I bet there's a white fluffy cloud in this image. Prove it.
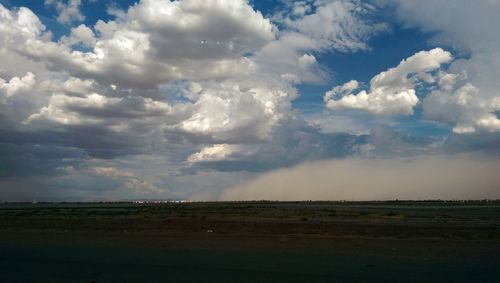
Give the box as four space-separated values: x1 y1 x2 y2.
187 144 258 164
0 5 46 48
376 0 500 133
325 48 453 115
0 1 440 170
44 0 85 24
178 82 296 142
0 1 288 160
19 0 275 88
0 71 43 127
0 72 35 98
59 24 96 47
0 0 387 153
423 72 500 133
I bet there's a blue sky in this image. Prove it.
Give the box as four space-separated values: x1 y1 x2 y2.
0 0 499 201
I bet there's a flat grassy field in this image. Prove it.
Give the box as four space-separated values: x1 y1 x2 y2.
0 201 499 282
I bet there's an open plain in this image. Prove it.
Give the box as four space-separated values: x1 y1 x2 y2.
0 201 499 282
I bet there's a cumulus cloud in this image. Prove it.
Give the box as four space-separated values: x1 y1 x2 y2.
59 24 96 47
183 119 369 172
376 0 500 133
25 92 175 126
177 82 296 142
0 72 36 98
221 156 500 201
0 0 386 162
44 0 85 24
169 0 390 150
0 73 44 130
423 72 500 133
0 5 46 48
290 1 311 17
187 144 258 164
298 53 316 68
254 0 387 84
1 0 498 201
324 48 453 115
21 0 276 88
0 0 286 171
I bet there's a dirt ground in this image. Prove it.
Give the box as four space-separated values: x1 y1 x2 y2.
0 201 499 282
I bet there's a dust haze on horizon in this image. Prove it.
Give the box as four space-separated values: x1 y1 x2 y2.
218 155 500 201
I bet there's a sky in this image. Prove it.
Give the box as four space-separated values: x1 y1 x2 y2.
0 0 499 201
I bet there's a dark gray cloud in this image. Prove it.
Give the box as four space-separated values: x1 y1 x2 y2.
0 142 84 177
366 125 439 156
442 132 500 156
